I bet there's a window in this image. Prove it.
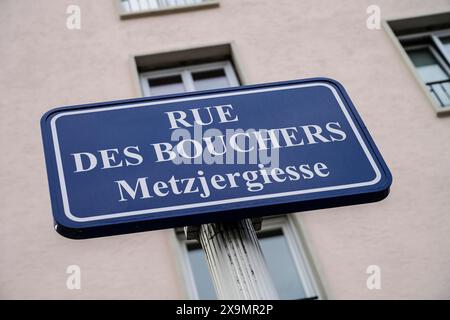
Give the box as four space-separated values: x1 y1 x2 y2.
404 34 450 109
139 61 239 96
118 0 219 18
176 216 321 300
387 12 450 115
136 55 321 300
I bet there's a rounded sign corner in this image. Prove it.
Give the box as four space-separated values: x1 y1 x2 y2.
308 77 346 91
53 219 86 240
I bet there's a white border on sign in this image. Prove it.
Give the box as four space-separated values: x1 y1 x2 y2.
50 83 382 223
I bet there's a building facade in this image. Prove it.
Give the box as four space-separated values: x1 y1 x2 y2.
1 0 449 299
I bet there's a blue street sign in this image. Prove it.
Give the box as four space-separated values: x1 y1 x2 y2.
41 78 392 239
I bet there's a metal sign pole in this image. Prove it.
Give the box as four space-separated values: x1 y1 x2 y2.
186 219 279 300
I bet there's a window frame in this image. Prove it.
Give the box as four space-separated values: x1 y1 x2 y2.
174 215 322 300
139 60 239 97
116 0 220 20
431 29 450 66
384 15 450 116
404 43 450 108
133 50 322 300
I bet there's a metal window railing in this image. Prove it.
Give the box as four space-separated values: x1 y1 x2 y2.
121 0 207 13
427 79 450 107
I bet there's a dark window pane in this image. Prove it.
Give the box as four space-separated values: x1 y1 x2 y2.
407 48 448 83
148 75 185 96
192 69 230 91
440 36 450 57
187 244 217 299
259 230 307 300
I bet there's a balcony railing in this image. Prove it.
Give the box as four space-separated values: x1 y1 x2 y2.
427 79 450 107
120 0 209 13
